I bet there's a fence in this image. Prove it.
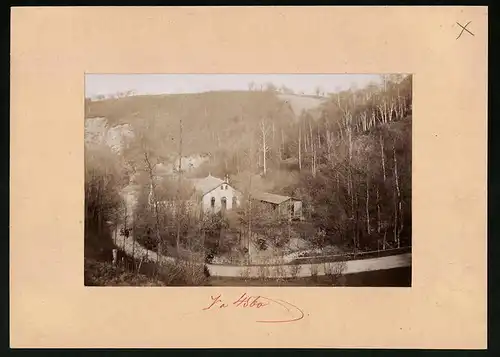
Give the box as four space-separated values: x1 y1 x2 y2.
290 246 412 263
209 246 412 267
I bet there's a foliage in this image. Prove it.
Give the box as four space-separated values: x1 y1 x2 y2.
84 144 126 260
84 259 165 286
323 261 347 286
84 257 208 286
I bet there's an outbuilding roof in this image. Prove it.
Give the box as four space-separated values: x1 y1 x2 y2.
250 191 291 205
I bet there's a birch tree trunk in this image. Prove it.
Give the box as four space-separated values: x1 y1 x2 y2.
393 142 401 248
298 126 302 171
326 130 332 162
144 152 163 261
260 119 268 176
317 124 321 149
380 134 386 182
278 128 282 166
366 162 371 235
310 120 317 177
388 100 396 122
376 185 381 234
309 119 314 154
393 189 398 247
354 187 359 250
176 117 183 254
346 112 355 249
247 134 255 262
281 128 285 161
361 112 367 131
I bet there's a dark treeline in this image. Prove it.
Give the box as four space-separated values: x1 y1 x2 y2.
84 144 128 260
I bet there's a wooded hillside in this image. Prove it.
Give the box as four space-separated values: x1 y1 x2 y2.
86 90 297 157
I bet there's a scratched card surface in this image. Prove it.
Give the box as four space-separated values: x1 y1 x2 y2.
10 6 487 348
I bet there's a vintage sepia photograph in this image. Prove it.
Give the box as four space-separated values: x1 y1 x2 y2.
84 74 412 287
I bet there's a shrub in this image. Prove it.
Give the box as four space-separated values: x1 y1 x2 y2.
272 264 286 284
288 264 302 279
84 259 165 286
310 264 319 281
239 266 251 280
158 260 208 286
323 261 347 286
258 264 270 281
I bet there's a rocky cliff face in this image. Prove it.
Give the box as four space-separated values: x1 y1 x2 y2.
155 155 209 176
85 116 209 178
84 117 134 153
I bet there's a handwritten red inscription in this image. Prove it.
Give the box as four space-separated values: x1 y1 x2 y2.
202 293 304 323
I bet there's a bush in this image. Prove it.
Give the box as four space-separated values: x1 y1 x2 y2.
272 264 286 283
239 266 251 280
84 259 165 286
157 260 208 286
258 264 270 281
288 264 302 279
257 238 268 251
323 261 347 285
84 252 209 286
310 264 319 281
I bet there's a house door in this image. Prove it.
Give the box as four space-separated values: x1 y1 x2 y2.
221 197 227 212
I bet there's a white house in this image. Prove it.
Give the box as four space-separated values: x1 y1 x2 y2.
189 174 242 214
155 174 303 220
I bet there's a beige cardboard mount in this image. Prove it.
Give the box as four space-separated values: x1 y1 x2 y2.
10 6 487 348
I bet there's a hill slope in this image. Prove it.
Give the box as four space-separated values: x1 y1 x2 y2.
277 93 327 118
85 91 327 156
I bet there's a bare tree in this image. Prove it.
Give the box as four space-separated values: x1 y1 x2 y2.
337 91 356 249
309 118 317 177
380 134 386 182
298 125 302 171
393 140 401 248
176 115 183 254
143 152 162 263
265 82 277 92
366 161 371 235
259 118 271 175
376 185 382 236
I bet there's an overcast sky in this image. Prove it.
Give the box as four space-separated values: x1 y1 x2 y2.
85 74 383 98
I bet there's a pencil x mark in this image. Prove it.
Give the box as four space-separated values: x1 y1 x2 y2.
456 21 474 40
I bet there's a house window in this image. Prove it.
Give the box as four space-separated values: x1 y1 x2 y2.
221 197 227 212
232 196 237 208
211 197 215 209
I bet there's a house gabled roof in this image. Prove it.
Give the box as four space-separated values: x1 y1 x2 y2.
188 174 226 195
250 191 291 205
